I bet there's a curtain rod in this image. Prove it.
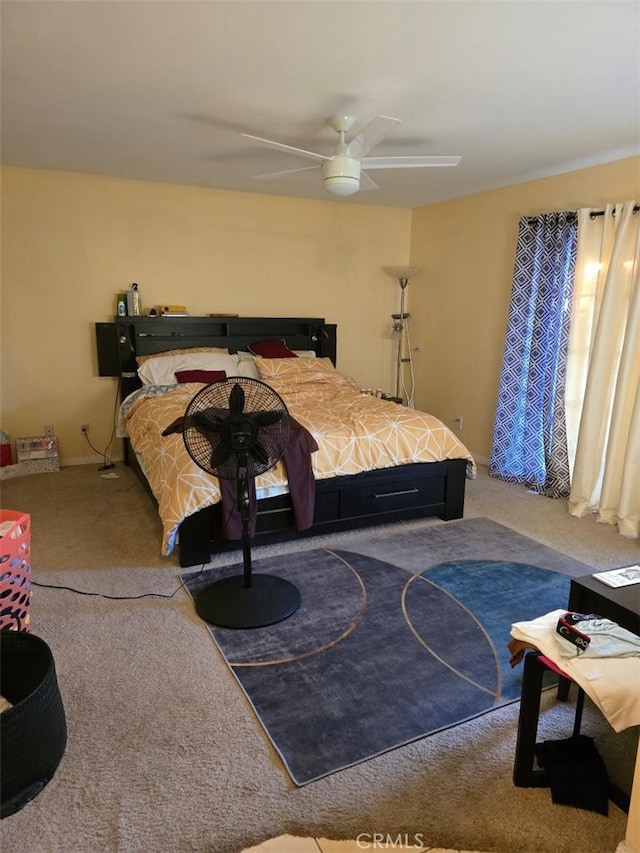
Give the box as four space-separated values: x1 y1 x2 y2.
560 205 640 223
588 204 640 218
524 206 640 224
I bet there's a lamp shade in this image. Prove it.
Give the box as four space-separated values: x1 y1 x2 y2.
383 267 420 280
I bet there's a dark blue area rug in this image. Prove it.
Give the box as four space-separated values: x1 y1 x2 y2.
182 517 591 785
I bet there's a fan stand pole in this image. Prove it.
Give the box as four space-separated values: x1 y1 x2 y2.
193 465 301 630
241 524 252 589
238 464 253 590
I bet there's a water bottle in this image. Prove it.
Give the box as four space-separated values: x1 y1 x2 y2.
129 282 141 316
116 293 127 316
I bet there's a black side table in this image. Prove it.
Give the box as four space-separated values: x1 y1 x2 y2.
568 574 640 636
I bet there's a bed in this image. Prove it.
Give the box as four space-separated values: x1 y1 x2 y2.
95 316 475 567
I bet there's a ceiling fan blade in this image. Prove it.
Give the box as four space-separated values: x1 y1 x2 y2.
360 171 379 191
348 116 401 158
241 133 330 162
229 383 245 416
252 165 321 181
362 155 462 170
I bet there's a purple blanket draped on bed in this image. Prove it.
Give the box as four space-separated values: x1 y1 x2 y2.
220 416 319 538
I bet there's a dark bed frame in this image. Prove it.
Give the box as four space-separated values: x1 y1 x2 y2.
95 316 467 567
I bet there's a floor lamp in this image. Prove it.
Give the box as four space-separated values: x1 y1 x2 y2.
383 266 420 405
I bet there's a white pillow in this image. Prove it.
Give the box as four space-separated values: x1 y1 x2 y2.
136 346 228 365
138 352 240 386
236 358 260 380
237 349 317 360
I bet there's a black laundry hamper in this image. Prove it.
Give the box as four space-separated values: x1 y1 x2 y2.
0 630 67 818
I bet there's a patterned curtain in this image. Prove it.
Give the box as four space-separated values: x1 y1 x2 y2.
490 212 577 497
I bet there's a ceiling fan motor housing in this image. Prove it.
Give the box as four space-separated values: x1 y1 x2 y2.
321 157 361 196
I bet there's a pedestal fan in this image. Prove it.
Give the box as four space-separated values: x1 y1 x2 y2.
182 377 299 629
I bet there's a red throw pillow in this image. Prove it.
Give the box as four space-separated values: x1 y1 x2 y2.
247 339 299 358
174 369 227 384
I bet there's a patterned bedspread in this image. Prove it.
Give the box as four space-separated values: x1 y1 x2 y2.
121 357 475 555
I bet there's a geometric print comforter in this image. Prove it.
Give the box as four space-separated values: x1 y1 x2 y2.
122 357 476 556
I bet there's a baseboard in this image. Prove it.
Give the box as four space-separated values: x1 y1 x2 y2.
61 456 123 467
471 454 489 466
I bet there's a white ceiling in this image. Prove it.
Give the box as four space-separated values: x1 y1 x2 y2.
2 1 639 209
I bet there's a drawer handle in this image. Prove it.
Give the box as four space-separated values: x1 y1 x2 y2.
374 488 420 499
137 332 187 338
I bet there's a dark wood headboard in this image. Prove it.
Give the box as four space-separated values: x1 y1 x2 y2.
95 316 337 399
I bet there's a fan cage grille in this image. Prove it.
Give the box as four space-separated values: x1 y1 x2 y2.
182 377 290 480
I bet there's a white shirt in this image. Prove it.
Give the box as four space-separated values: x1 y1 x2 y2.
510 609 640 732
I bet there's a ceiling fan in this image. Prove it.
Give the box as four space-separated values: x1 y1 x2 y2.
241 115 461 197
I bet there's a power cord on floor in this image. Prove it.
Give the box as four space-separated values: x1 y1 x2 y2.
82 432 116 470
82 374 122 470
31 564 206 600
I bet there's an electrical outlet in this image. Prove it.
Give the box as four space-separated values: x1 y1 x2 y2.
80 422 90 435
454 415 463 430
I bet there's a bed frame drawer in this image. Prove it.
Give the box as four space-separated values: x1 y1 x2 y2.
254 490 339 535
340 473 445 518
177 459 466 566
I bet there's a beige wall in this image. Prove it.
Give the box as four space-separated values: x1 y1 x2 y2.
1 167 411 463
2 157 638 467
409 155 640 459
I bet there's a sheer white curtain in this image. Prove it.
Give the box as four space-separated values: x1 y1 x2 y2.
565 202 640 539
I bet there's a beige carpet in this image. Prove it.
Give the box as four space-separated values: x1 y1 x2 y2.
0 462 637 853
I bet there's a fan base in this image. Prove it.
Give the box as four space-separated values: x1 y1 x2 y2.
194 574 300 629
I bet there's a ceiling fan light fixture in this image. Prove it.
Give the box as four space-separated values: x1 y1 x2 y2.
323 176 360 196
322 157 361 196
